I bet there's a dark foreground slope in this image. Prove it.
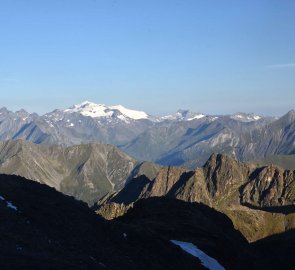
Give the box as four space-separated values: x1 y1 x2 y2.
0 174 240 270
1 173 294 269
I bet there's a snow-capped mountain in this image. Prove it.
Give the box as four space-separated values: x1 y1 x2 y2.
230 112 262 122
2 101 292 170
160 109 206 122
63 101 150 121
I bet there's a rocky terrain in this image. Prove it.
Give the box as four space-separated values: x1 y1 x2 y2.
1 173 294 269
97 154 295 242
0 140 159 205
2 137 295 245
0 173 261 270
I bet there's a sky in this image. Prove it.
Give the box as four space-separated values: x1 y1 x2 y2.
0 0 295 116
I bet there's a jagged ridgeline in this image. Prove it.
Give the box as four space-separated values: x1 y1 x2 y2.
1 103 295 168
1 138 295 244
97 153 295 243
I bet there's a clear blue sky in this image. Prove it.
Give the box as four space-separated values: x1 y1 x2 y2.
0 0 294 116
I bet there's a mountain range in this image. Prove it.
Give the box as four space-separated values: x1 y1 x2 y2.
96 153 295 244
1 101 295 268
3 101 294 168
2 136 294 244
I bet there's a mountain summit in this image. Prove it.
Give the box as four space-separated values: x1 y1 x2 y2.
64 101 150 121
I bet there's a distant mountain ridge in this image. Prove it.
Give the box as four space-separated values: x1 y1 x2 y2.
1 101 294 168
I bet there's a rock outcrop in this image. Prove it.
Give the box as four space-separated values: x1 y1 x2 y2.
241 165 295 208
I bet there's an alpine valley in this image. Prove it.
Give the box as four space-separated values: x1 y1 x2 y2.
1 101 295 270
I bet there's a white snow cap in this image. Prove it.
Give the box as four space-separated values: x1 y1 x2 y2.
64 101 149 120
109 104 149 120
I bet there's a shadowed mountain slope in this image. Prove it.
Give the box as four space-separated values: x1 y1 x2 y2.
0 173 261 270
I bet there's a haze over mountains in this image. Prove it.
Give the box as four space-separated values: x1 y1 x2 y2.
1 101 295 269
1 101 294 168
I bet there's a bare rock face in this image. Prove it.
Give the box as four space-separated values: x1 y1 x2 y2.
143 166 188 197
241 165 295 208
168 168 212 206
95 202 132 220
97 153 295 242
203 154 250 199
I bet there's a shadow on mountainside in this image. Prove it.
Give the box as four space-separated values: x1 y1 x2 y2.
0 174 206 270
251 229 295 270
1 173 294 270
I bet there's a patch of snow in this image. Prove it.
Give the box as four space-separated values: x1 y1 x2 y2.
64 101 113 118
110 104 148 120
99 262 106 268
7 201 18 211
210 117 219 122
45 120 54 128
171 240 226 270
187 114 205 121
253 115 261 120
160 110 206 122
117 114 129 122
89 256 97 262
69 123 74 127
0 196 19 211
230 113 261 122
160 114 177 121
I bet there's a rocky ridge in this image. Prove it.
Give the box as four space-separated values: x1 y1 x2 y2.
97 154 295 242
0 139 160 205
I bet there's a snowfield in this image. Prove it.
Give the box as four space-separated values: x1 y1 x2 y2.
171 240 226 270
